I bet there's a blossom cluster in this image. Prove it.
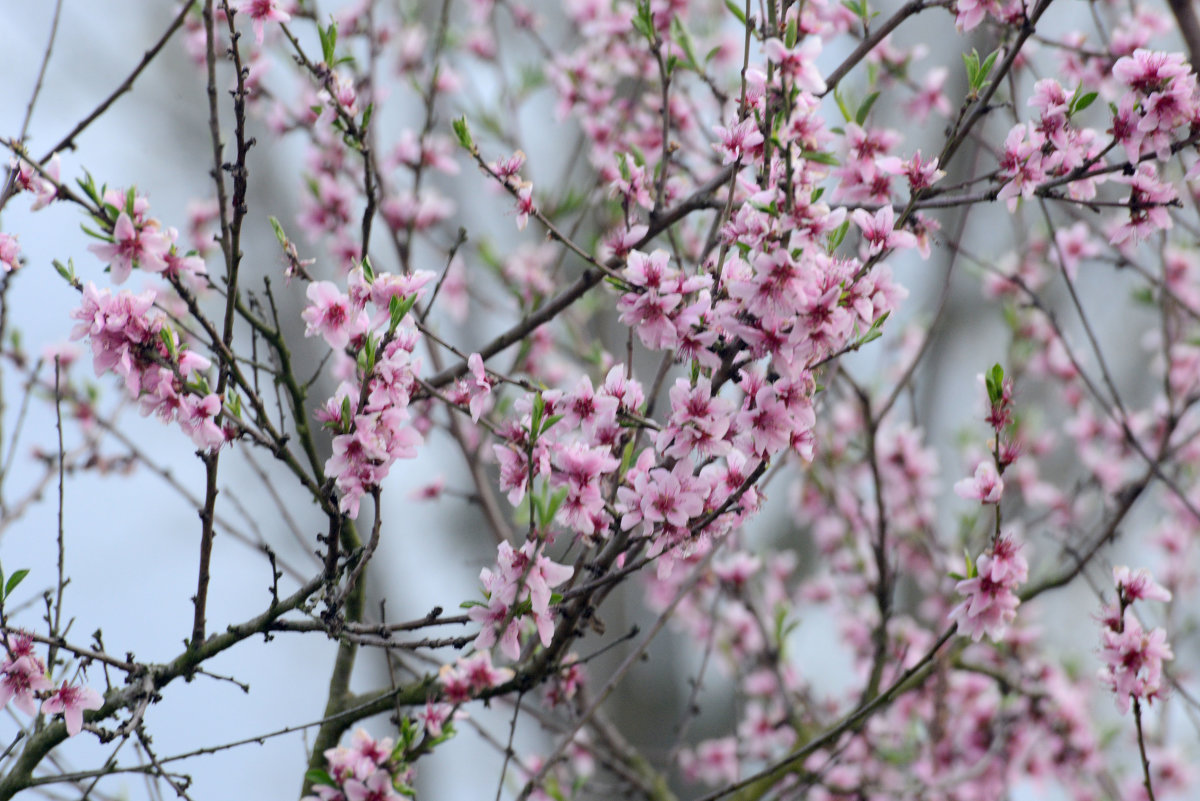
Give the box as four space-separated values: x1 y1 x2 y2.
948 533 1029 642
466 540 573 661
0 633 101 737
1098 567 1174 714
303 729 411 801
69 283 227 451
86 190 207 286
310 267 434 517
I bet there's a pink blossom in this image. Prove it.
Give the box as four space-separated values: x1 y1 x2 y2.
490 149 525 179
657 377 734 460
408 476 445 501
551 442 619 535
514 183 535 231
88 212 169 284
0 233 20 273
1114 566 1172 603
468 540 573 658
464 353 494 422
1099 609 1173 714
1051 222 1099 279
954 460 1004 504
1109 164 1176 247
40 681 103 736
949 534 1027 642
0 654 52 717
1112 48 1192 95
343 769 401 801
996 124 1046 212
713 118 764 165
679 737 740 787
850 206 917 256
954 0 1003 30
236 0 292 45
905 67 951 121
417 700 456 738
11 154 61 210
438 651 514 701
762 37 826 94
179 393 227 452
876 151 944 193
302 281 367 350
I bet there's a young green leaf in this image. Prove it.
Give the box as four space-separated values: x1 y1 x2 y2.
670 17 700 71
306 769 337 788
1071 90 1098 115
828 219 851 250
855 91 881 125
4 569 29 600
389 295 418 334
800 149 840 166
451 117 475 151
318 21 338 65
833 87 852 123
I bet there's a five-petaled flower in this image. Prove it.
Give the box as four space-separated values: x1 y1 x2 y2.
41 681 103 737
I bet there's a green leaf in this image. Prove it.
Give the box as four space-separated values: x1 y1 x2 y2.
986 363 1005 405
828 220 851 251
840 0 867 19
540 413 564 437
530 393 545 439
362 335 378 373
541 487 569 528
159 328 178 360
724 0 747 24
1071 90 1098 115
784 17 798 49
800 149 840 166
389 295 418 333
670 17 699 71
979 47 1000 84
859 314 887 345
618 439 636 478
268 216 289 248
833 87 852 123
306 768 336 788
76 171 100 204
964 47 1000 94
318 20 338 65
855 91 881 125
459 599 487 609
52 259 76 283
615 152 632 182
451 117 474 151
631 0 655 40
